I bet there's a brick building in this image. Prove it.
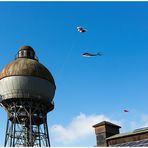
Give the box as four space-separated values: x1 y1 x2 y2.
93 121 148 147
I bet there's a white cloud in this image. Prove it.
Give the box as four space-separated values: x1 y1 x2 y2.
50 112 121 145
49 112 148 146
141 114 148 127
129 114 148 130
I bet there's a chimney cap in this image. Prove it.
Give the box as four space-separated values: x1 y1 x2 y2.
92 121 121 128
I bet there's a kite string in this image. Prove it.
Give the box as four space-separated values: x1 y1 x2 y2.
57 41 75 75
56 29 86 81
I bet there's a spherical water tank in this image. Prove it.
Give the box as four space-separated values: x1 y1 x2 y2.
0 46 56 109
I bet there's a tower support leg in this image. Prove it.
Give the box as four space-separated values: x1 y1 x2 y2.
3 100 51 147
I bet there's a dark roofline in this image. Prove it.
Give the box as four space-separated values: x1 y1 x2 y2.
106 129 148 140
92 121 121 128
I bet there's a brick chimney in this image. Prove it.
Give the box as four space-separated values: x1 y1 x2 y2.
93 121 121 147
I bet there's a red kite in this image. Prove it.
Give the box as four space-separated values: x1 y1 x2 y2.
124 109 129 112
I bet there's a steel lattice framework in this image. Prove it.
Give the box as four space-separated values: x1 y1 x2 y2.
1 97 53 147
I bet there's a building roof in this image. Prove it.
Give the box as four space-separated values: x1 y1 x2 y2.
106 127 148 140
93 121 121 128
112 139 148 147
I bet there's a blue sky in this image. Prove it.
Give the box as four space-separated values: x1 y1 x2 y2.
0 1 148 146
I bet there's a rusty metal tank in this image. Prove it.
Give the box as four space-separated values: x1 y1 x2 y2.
0 46 56 111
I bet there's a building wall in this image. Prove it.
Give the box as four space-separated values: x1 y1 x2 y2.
107 132 148 146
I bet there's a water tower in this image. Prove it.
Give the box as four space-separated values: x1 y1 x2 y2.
0 46 56 147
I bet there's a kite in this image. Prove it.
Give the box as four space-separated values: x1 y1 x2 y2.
77 26 87 33
82 52 103 57
123 109 129 112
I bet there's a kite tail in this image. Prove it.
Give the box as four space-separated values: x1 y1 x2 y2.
97 52 103 56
